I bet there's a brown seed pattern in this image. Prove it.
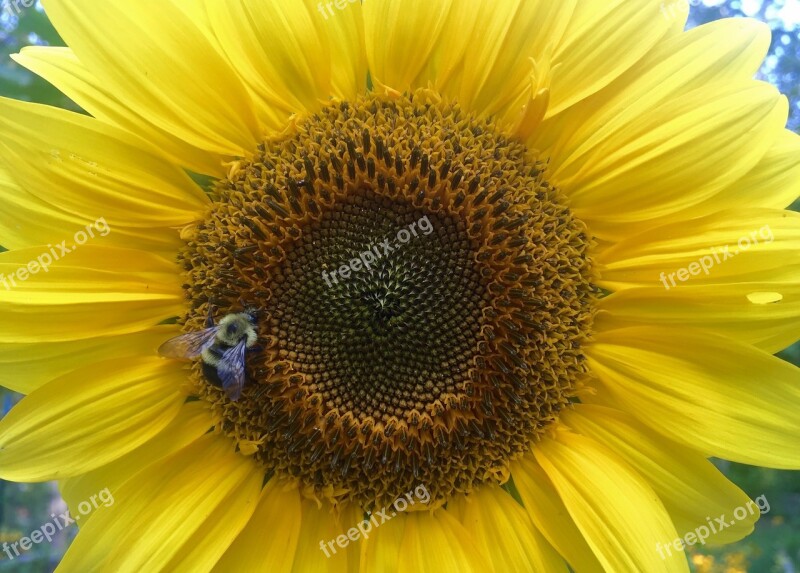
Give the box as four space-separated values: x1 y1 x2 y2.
178 90 595 507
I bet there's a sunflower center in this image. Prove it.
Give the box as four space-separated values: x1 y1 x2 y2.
179 90 595 507
271 189 486 424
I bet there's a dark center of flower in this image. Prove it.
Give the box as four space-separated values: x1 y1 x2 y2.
179 90 595 508
271 189 486 425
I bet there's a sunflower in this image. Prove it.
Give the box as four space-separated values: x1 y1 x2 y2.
0 0 798 571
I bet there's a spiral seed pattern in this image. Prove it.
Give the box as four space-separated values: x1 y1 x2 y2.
179 90 595 507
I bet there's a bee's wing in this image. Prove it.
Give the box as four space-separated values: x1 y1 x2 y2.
217 341 247 401
157 327 218 359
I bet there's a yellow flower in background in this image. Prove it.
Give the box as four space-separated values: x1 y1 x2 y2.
0 0 799 571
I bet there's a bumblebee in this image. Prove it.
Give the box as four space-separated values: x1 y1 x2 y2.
158 311 258 400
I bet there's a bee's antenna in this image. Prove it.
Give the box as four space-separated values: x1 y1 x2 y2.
205 304 216 327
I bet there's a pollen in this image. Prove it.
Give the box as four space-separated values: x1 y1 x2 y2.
179 90 596 508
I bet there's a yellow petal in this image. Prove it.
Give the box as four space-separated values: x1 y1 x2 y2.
0 326 181 394
0 246 182 342
661 0 691 35
596 282 800 353
398 509 490 573
325 0 368 101
206 0 364 128
554 81 786 240
511 453 604 573
12 48 227 177
536 18 770 174
0 164 90 250
359 510 408 573
0 357 185 481
291 498 361 572
365 0 664 132
587 327 800 468
563 404 759 546
0 179 181 255
0 96 208 228
597 208 800 290
42 0 260 158
57 433 262 572
363 0 458 94
454 0 575 120
546 0 674 117
449 486 568 572
213 479 302 573
696 129 800 213
60 401 211 517
534 430 689 573
12 47 226 176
